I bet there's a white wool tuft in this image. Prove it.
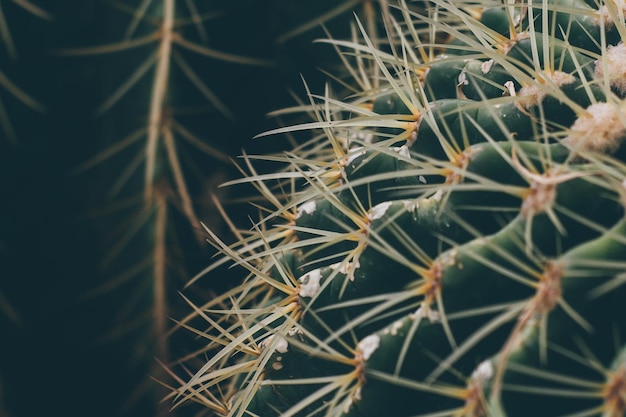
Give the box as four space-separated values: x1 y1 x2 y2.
518 71 576 110
298 269 323 298
346 147 366 166
471 360 494 382
564 103 626 154
595 42 626 96
397 145 411 158
357 335 381 361
369 201 393 221
297 200 317 218
262 335 289 353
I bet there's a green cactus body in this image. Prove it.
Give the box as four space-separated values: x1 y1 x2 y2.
490 0 622 46
173 1 626 416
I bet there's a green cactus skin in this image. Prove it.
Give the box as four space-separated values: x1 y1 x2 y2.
173 1 626 416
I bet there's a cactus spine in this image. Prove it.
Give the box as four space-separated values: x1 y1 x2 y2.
173 1 626 416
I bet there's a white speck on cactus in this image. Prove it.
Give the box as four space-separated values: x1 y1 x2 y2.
402 199 420 212
410 306 424 321
262 335 289 353
384 320 404 336
276 337 289 353
276 338 288 353
330 260 360 280
458 71 468 86
358 335 381 361
411 306 424 319
397 145 411 158
480 59 494 74
595 42 626 96
418 175 427 184
297 200 317 218
474 237 487 246
411 306 439 322
471 360 494 382
565 102 626 154
369 201 393 221
298 269 323 298
350 131 374 143
504 80 516 97
288 326 303 336
432 190 443 202
346 147 366 166
441 248 458 267
330 262 346 274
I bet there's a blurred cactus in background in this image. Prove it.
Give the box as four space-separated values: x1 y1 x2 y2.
0 0 49 144
59 1 275 401
0 2 52 416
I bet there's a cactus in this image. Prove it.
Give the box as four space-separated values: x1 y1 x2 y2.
1 0 624 416
54 2 278 415
170 0 626 416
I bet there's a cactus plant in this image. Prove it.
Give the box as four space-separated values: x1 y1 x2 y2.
54 2 280 415
171 0 626 416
